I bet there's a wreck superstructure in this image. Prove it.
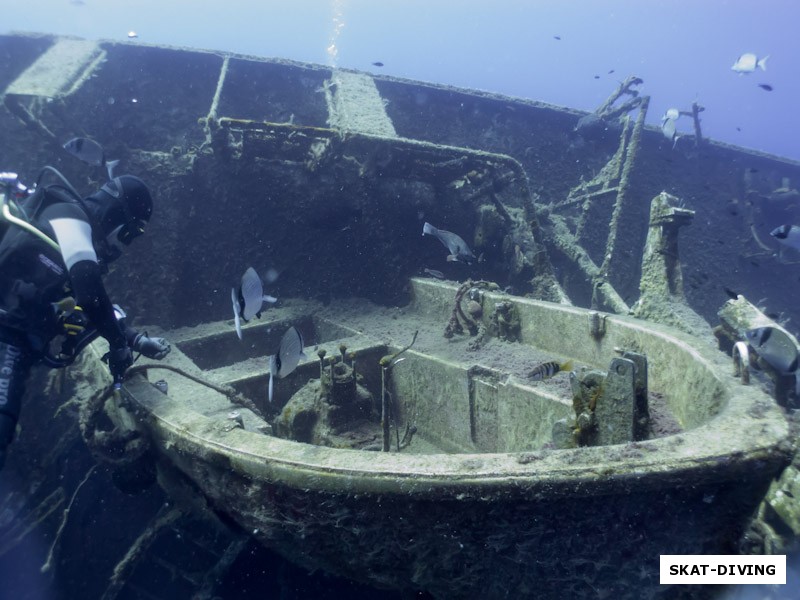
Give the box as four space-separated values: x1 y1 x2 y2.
0 32 798 599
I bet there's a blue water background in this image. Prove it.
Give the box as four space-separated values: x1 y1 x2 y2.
3 0 799 161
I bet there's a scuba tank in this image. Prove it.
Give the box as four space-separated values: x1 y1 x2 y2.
0 172 37 245
0 166 88 252
0 170 60 252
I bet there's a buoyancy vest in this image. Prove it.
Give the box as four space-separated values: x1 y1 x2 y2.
0 186 84 343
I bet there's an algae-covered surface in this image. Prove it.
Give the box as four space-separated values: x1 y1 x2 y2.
0 31 798 600
110 278 789 599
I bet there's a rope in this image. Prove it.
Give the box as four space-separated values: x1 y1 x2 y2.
79 385 149 466
80 363 263 466
125 363 263 416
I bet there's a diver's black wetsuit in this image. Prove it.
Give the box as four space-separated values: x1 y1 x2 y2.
0 179 166 470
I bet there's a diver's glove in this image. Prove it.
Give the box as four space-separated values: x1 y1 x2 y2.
132 334 171 360
107 344 133 384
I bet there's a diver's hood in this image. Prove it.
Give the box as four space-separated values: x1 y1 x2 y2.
84 175 153 261
85 175 153 235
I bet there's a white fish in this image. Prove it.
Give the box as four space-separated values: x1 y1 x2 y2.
422 222 475 263
771 224 800 252
231 267 277 339
661 117 677 141
231 288 243 340
745 326 798 375
663 108 680 122
63 137 119 180
731 53 768 74
127 31 138 39
268 326 307 402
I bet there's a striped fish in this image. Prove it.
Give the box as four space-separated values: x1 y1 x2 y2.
527 360 573 381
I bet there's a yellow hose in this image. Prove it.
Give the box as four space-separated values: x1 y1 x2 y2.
1 191 60 252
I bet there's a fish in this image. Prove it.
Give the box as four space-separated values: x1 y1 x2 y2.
745 327 798 375
770 224 800 252
422 222 475 264
663 107 680 122
63 137 119 179
423 268 445 279
731 53 768 74
528 360 574 381
127 31 138 39
723 287 740 300
63 137 119 180
661 117 677 142
371 61 384 67
553 35 561 40
231 267 278 340
758 83 773 91
268 326 307 402
231 289 243 339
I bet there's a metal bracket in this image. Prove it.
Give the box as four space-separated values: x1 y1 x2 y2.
588 310 607 340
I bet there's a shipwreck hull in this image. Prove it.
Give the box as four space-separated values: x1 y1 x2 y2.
166 446 772 599
110 279 789 599
1 32 796 597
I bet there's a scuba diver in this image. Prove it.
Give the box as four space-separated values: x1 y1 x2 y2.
0 168 171 470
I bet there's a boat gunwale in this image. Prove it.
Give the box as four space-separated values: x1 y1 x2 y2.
116 288 791 497
125 375 787 498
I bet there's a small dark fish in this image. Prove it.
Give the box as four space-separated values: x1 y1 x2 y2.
736 126 742 132
723 287 740 300
758 83 773 91
422 222 475 264
608 69 615 74
423 268 445 280
268 326 307 402
371 61 384 67
553 35 561 40
593 75 600 79
528 360 573 381
656 249 679 259
63 137 119 179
